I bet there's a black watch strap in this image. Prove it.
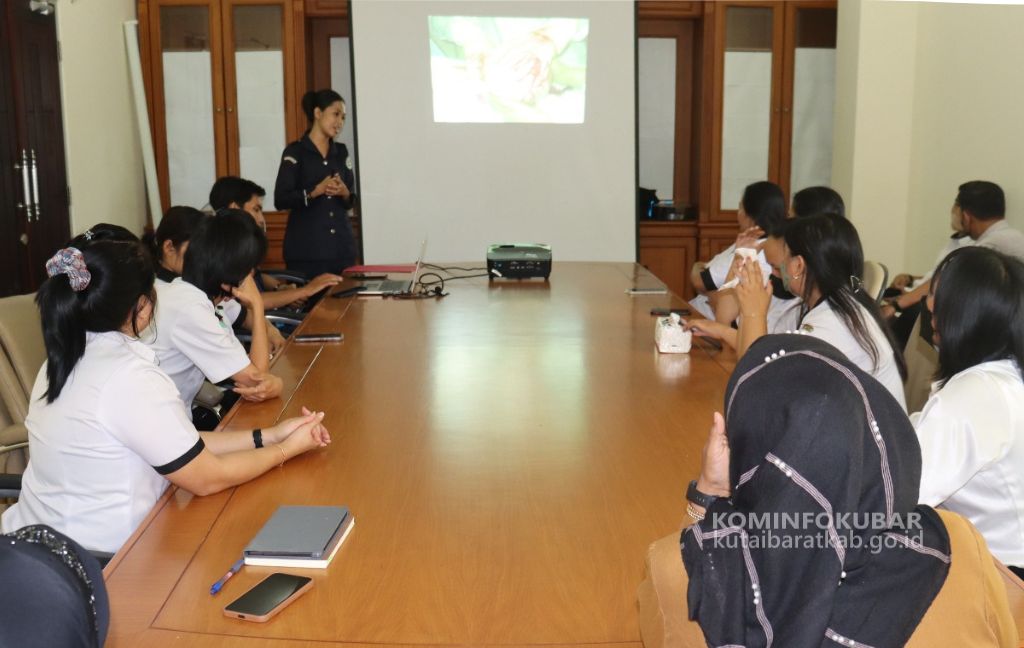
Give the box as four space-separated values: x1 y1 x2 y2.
253 428 263 449
686 479 718 508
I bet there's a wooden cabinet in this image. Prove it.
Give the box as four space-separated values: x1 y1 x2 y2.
639 222 698 299
637 1 837 282
705 0 837 222
138 0 302 213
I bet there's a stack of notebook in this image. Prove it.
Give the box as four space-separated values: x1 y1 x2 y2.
243 505 354 569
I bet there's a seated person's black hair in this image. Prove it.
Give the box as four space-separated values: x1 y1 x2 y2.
792 186 846 219
182 208 267 300
931 246 1024 387
956 180 1004 221
67 223 139 247
143 206 206 264
741 181 787 236
209 176 266 212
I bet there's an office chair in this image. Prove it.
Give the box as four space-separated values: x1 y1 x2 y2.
862 260 889 304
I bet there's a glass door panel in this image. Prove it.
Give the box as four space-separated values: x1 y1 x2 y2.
789 7 837 197
160 5 217 208
230 4 286 198
720 6 774 210
638 38 677 204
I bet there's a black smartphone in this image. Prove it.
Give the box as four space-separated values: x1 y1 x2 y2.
294 333 344 343
650 307 691 317
223 573 313 623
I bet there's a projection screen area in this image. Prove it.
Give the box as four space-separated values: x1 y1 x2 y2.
350 0 635 264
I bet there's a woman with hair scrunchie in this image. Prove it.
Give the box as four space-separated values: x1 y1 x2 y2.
1 238 332 555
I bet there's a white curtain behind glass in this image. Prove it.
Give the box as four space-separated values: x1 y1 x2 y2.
789 48 835 196
163 51 216 208
235 50 286 200
720 51 772 209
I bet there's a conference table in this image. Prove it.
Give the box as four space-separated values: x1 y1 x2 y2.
102 262 1024 647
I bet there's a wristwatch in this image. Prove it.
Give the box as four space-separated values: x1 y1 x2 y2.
686 480 719 509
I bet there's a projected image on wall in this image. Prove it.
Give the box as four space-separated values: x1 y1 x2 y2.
428 16 589 124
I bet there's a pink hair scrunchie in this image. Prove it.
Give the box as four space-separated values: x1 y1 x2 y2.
45 247 91 292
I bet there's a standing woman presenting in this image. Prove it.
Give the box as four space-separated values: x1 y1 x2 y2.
274 89 356 276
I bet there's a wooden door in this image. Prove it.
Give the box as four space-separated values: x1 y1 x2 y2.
0 0 71 295
0 2 30 297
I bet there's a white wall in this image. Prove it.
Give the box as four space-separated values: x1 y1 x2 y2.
351 0 636 264
834 0 1024 275
904 2 1024 272
832 0 918 274
57 0 147 236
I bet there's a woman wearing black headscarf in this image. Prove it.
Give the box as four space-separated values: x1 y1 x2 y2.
637 334 1018 648
0 525 109 648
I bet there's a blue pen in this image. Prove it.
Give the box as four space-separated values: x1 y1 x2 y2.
209 557 245 595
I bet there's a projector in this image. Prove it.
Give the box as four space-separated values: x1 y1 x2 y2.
487 243 552 280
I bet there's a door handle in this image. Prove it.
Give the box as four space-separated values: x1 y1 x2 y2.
13 149 31 216
29 149 40 222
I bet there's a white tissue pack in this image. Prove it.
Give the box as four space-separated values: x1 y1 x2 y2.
655 313 692 354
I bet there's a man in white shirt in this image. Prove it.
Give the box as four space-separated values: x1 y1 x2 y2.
957 180 1024 259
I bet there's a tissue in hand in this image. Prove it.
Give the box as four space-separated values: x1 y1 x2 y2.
718 247 767 290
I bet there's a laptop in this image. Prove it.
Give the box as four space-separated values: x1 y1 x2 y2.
359 240 427 296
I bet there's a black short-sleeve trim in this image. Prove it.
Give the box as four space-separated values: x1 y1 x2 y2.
153 438 205 475
700 267 717 292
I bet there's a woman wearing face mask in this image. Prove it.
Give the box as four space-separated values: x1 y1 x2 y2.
274 89 357 277
0 238 331 555
689 182 789 322
914 246 1024 579
734 215 907 409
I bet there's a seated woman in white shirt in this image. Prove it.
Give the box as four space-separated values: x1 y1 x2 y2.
149 209 284 413
1 239 330 554
689 182 788 320
914 246 1024 579
733 215 908 408
147 206 285 357
145 205 206 284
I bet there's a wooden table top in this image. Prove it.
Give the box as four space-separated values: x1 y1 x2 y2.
101 262 1024 647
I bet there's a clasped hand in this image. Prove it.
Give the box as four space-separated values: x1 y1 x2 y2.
264 406 332 453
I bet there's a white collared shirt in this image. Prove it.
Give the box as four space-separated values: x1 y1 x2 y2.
799 300 907 409
975 220 1024 261
913 359 1024 567
148 278 250 411
910 235 972 290
1 332 201 553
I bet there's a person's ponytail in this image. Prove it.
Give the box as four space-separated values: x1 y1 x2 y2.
35 241 155 403
36 268 88 403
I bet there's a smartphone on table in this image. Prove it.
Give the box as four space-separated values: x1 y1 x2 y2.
294 333 344 343
223 573 313 623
